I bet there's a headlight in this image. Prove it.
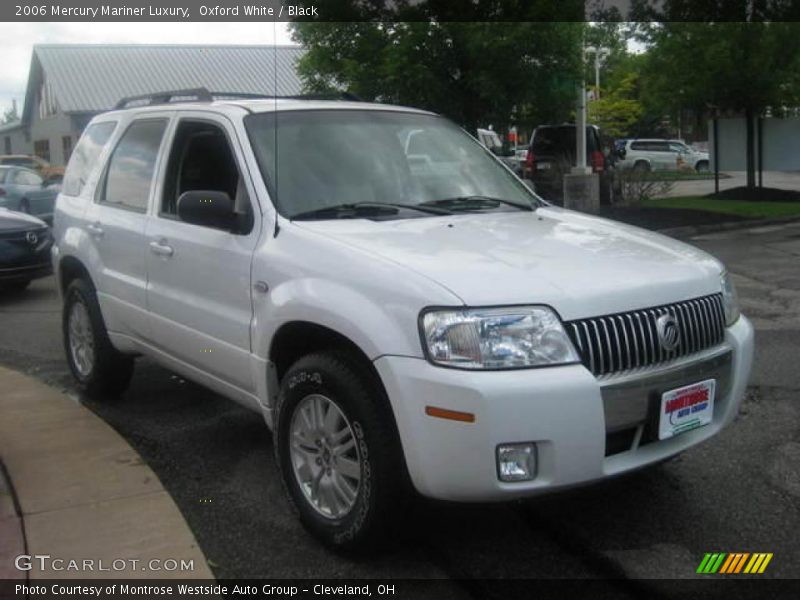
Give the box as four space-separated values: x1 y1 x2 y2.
721 271 740 326
421 306 579 369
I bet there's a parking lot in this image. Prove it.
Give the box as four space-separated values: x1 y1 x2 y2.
0 222 798 592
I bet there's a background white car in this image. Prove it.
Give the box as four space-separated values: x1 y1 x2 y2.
618 138 710 172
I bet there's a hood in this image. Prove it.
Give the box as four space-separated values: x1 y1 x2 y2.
294 207 724 321
0 208 48 232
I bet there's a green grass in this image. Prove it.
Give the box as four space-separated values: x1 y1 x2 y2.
643 196 800 218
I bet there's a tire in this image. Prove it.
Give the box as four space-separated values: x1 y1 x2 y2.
696 160 709 173
19 199 30 214
274 351 409 551
633 161 650 173
62 278 134 397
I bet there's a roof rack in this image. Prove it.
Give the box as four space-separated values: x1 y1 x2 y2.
113 88 213 110
113 88 363 110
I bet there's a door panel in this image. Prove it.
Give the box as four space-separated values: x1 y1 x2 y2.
84 116 170 341
145 115 259 393
145 222 257 390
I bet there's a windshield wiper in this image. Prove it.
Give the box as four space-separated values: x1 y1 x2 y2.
419 195 534 212
290 202 451 221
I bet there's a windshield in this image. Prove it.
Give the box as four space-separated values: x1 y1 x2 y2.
669 142 690 153
245 110 539 219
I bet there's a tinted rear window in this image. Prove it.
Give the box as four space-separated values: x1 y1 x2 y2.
63 121 117 196
531 126 598 157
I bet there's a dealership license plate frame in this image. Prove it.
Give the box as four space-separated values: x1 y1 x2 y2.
658 378 716 440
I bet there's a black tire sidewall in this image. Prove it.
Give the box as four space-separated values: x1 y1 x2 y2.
63 281 99 384
274 354 392 549
62 278 132 396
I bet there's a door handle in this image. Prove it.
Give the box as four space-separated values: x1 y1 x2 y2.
149 239 174 257
86 223 104 238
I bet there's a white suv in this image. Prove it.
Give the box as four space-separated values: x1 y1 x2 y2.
619 139 710 172
52 92 753 549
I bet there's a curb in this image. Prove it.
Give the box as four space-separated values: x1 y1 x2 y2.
0 460 25 580
657 215 800 238
0 365 213 580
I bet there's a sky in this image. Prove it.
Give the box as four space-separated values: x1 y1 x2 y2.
0 22 295 118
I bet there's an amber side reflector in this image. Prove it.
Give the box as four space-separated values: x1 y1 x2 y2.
425 406 475 423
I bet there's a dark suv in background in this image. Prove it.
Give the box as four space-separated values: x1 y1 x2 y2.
524 124 617 204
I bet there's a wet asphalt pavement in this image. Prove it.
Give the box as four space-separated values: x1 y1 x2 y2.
0 221 798 597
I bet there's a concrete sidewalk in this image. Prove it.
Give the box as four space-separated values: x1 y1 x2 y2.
0 365 213 580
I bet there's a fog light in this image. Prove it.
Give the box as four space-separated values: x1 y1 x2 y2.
496 443 537 482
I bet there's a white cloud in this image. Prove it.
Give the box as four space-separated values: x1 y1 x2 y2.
0 22 295 118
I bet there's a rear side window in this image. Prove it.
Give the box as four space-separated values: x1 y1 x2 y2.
100 119 166 212
63 121 116 196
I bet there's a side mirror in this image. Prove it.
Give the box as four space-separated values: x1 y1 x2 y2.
177 190 235 230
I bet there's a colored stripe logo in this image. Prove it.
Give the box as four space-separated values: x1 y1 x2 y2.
697 552 773 574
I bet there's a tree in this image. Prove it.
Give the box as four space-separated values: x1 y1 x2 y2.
588 71 644 138
641 21 800 188
290 20 584 135
624 1 800 189
2 103 18 125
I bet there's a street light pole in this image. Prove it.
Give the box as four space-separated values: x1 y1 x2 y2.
585 46 610 100
575 45 587 171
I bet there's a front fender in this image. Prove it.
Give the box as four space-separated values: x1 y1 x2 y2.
253 276 422 361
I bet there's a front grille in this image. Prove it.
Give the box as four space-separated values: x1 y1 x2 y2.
566 293 726 377
0 227 49 241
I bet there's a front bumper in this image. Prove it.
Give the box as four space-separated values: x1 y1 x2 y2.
375 316 754 501
0 261 52 283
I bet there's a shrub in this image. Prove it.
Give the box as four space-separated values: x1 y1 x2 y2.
618 168 675 205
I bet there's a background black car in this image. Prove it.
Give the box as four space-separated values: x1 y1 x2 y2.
524 124 618 204
0 209 53 292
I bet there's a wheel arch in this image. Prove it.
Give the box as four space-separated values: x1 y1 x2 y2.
269 319 413 509
58 255 94 295
268 320 407 460
270 320 380 385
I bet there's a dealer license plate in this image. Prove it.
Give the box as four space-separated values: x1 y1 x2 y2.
658 379 716 440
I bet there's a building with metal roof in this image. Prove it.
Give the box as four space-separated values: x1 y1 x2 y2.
6 44 305 166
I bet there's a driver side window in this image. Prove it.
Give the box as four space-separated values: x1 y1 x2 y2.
161 119 253 233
